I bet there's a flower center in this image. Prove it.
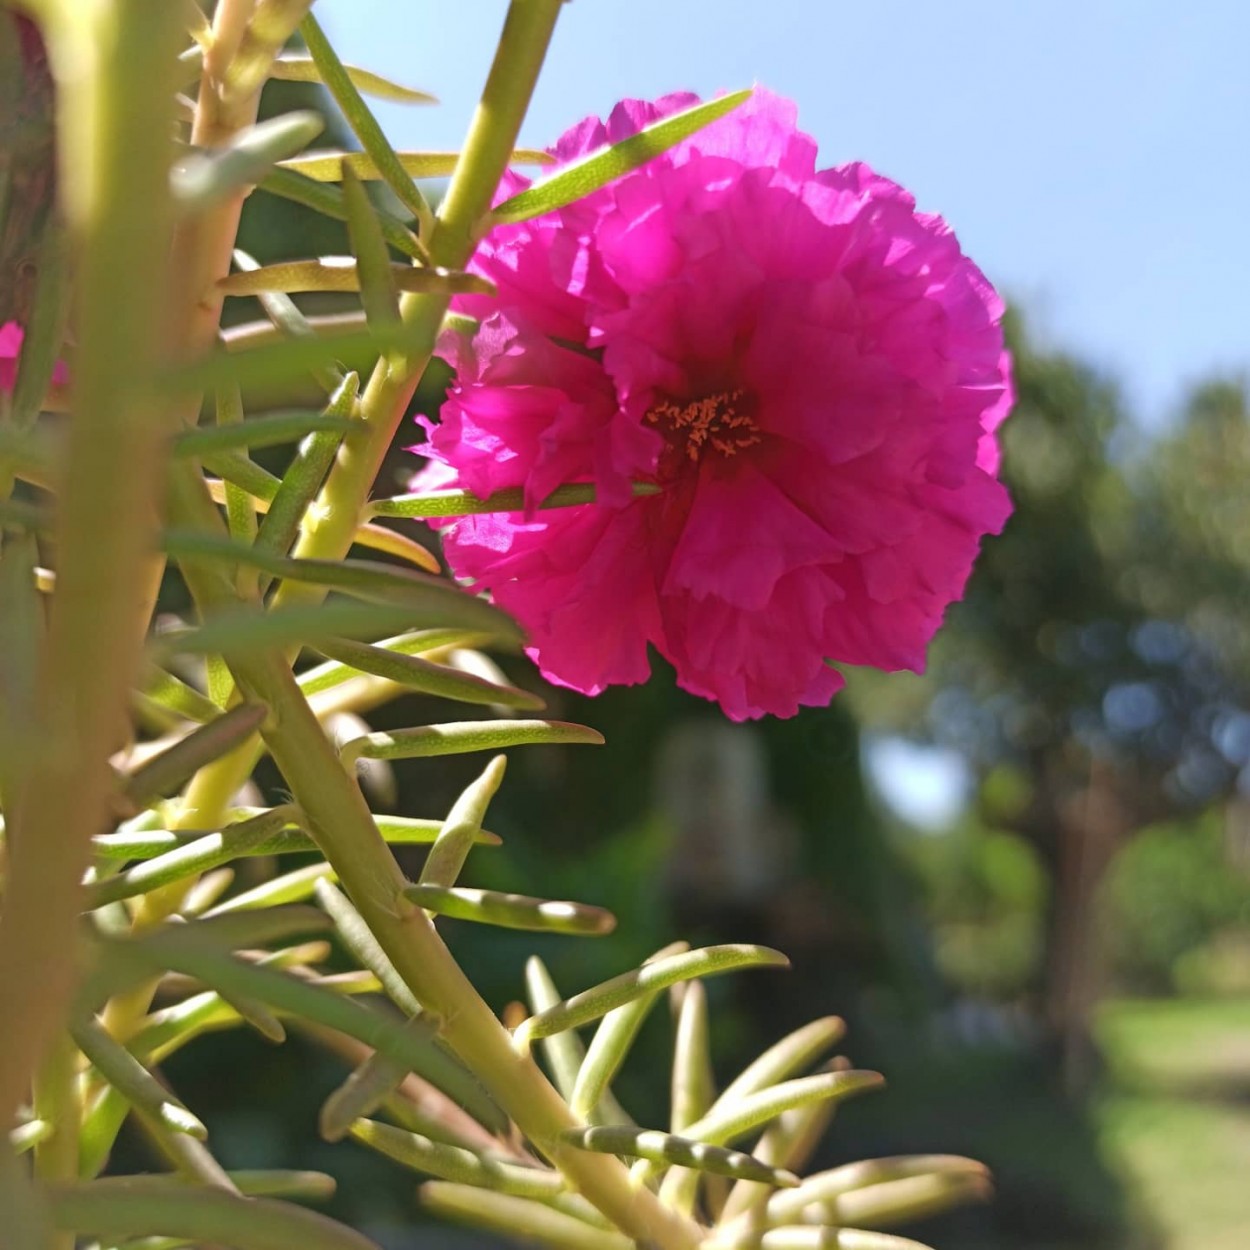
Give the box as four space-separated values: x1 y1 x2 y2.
645 389 761 473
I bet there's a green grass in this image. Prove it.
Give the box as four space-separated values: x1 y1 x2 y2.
1094 997 1250 1250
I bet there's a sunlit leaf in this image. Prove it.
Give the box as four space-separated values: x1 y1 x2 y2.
271 55 436 105
175 411 352 458
172 112 325 213
258 167 422 260
314 638 542 710
69 1014 207 1140
217 258 492 297
279 148 551 182
351 1120 565 1198
122 704 268 809
318 1051 408 1143
87 808 299 908
341 719 601 766
255 373 358 560
314 879 421 1018
419 756 507 890
45 1179 379 1250
299 13 432 230
515 946 789 1047
419 1183 631 1250
491 90 751 225
341 166 400 333
766 1155 989 1226
563 1126 797 1187
400 885 616 936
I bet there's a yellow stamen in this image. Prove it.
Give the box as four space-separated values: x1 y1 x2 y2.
646 389 761 463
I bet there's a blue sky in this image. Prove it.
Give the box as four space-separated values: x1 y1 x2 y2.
320 0 1250 432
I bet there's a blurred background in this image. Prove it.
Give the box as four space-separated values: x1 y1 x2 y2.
137 4 1250 1248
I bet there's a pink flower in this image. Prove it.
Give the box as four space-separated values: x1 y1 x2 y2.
0 321 69 393
0 323 24 391
414 90 1013 720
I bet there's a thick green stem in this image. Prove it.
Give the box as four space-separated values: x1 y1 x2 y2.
288 0 565 566
0 0 182 1132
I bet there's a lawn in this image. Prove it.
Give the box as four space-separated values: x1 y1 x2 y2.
1094 997 1250 1250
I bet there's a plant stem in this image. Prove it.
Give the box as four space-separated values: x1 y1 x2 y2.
175 0 568 831
0 0 183 1133
165 462 703 1250
31 1035 80 1250
100 0 270 1066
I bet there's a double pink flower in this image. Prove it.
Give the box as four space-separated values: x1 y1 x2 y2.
413 90 1013 720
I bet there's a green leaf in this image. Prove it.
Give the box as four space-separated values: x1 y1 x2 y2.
367 480 658 520
671 981 713 1134
123 704 269 810
419 756 507 889
340 719 603 766
270 55 436 105
136 667 222 725
256 374 359 561
69 1014 207 1140
223 1170 337 1202
172 111 325 213
670 1070 884 1156
258 167 423 260
491 90 751 225
717 1017 847 1112
231 248 345 394
514 946 789 1048
87 808 299 909
834 1170 992 1227
201 451 282 503
400 885 616 937
563 1126 797 1188
166 328 378 397
570 983 663 1122
418 1183 632 1250
160 906 333 953
204 863 338 913
314 880 421 1018
733 1232 937 1250
168 535 510 622
296 629 491 697
175 412 353 458
350 1120 566 1198
314 638 543 710
525 959 587 1103
45 1179 380 1250
523 958 635 1130
153 588 513 662
9 1118 52 1154
299 13 433 232
341 165 401 333
279 148 551 182
217 258 492 297
318 1051 409 1143
93 812 496 863
114 930 479 1108
214 385 259 557
766 1155 989 1227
